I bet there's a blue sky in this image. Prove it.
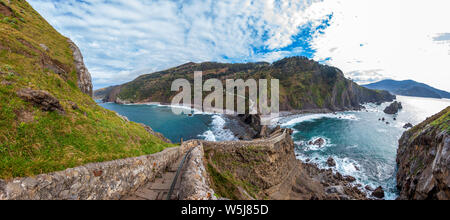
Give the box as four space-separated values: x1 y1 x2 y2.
28 0 450 91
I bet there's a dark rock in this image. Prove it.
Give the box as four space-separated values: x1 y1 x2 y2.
386 122 390 125
384 101 403 115
313 138 326 147
344 176 357 182
382 118 385 121
16 88 65 114
403 123 413 129
365 186 374 191
327 157 336 167
371 186 385 199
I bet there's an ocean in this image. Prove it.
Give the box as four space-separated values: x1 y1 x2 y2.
99 96 450 200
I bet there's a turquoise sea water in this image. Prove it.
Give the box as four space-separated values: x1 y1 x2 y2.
99 96 449 200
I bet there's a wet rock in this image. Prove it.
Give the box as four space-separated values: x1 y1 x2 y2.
365 186 374 191
325 186 345 195
372 186 385 199
403 123 413 129
313 138 326 147
327 157 336 167
344 176 357 183
16 88 65 114
384 101 403 115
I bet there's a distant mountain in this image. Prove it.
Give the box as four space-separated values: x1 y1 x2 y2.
363 80 450 99
95 57 395 112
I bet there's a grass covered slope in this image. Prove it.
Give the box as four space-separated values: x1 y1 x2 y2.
0 0 173 179
98 57 395 112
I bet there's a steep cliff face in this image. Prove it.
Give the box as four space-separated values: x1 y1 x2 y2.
397 107 450 200
0 0 173 180
67 39 93 97
95 57 395 111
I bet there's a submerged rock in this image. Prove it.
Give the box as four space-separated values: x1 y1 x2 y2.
403 123 413 129
313 138 326 147
327 157 336 167
372 186 385 199
384 101 403 115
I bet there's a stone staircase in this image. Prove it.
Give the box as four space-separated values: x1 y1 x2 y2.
122 156 184 200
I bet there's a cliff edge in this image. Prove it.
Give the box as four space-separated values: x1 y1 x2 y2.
396 107 450 200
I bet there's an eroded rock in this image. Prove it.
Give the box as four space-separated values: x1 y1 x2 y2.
384 101 403 115
16 88 64 114
67 39 93 97
327 157 336 167
372 186 385 199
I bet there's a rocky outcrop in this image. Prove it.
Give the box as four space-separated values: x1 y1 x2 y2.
141 124 172 144
67 39 93 97
384 101 403 114
372 186 385 199
16 88 64 114
403 123 413 129
396 107 450 200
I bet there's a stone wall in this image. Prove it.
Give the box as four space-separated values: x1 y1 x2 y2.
0 142 197 200
179 142 217 200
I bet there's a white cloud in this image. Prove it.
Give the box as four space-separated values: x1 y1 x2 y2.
28 0 450 92
28 0 329 89
310 0 450 91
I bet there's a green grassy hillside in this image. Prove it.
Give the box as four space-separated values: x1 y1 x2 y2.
98 57 395 112
0 0 173 179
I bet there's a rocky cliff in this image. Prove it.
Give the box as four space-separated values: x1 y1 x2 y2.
202 129 368 200
0 0 173 180
396 107 450 200
95 57 395 112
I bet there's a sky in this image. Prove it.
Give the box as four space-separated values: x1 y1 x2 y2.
28 0 450 91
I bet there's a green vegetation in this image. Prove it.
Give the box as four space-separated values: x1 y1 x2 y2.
204 146 264 200
98 55 394 112
0 0 173 179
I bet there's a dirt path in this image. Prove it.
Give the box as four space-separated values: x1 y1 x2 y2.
121 156 184 200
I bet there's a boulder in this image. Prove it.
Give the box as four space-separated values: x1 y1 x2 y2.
403 123 413 129
384 101 403 115
365 186 374 191
16 88 65 114
327 157 336 167
313 138 326 147
344 176 357 183
371 186 385 199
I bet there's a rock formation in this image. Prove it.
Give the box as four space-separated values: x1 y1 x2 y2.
384 101 403 114
16 88 65 114
396 107 450 200
67 39 93 97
